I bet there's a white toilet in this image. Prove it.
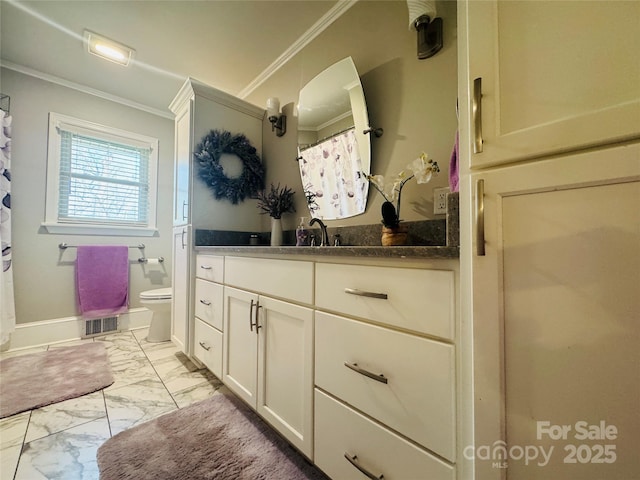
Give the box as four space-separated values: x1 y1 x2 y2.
139 287 172 343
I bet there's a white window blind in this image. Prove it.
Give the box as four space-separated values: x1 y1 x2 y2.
44 113 159 236
58 131 150 225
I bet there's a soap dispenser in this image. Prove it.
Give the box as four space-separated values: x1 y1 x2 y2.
296 217 309 246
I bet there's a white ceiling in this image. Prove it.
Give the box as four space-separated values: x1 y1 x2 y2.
1 0 344 116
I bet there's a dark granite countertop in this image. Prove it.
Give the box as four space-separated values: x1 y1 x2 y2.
195 244 459 259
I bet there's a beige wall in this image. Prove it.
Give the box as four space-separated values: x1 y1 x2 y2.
1 68 174 325
247 0 458 231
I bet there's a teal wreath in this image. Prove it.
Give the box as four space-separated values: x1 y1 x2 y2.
194 130 265 204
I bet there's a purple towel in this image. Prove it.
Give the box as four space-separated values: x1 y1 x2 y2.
449 131 459 193
76 245 129 319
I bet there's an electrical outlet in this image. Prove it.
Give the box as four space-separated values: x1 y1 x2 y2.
434 187 450 215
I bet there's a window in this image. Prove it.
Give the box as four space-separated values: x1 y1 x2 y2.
44 113 158 236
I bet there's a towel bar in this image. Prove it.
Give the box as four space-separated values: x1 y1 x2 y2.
59 243 145 250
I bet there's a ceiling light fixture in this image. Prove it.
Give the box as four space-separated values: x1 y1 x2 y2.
83 30 135 66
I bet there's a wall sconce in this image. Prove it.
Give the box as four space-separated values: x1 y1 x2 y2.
266 97 286 137
407 0 443 59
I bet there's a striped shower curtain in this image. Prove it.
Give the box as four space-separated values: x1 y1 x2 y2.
1 109 15 347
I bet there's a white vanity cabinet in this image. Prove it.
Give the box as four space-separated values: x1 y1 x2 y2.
313 262 457 479
192 255 224 377
222 256 315 459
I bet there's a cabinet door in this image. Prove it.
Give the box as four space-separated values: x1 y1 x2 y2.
173 101 192 226
257 296 314 459
465 0 640 168
469 144 640 479
171 226 191 354
223 286 258 408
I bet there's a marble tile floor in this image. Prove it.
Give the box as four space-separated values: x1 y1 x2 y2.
0 328 224 480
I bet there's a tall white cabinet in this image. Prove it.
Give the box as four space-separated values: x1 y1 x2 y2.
459 1 640 479
168 78 263 356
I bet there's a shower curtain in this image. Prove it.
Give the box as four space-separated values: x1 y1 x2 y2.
1 109 15 347
298 127 367 219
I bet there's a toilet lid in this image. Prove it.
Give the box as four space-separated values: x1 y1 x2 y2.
140 287 172 300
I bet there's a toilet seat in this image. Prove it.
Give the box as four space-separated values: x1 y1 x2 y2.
140 287 172 301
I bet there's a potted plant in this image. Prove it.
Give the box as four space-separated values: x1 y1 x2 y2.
256 183 296 246
364 152 439 245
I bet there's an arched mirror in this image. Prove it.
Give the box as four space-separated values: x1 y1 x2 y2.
297 57 372 220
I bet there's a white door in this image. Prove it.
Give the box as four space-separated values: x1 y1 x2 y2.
469 143 640 479
257 296 314 458
223 286 258 408
173 101 192 226
171 226 191 354
465 0 640 168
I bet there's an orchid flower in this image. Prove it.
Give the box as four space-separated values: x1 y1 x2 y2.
363 152 439 228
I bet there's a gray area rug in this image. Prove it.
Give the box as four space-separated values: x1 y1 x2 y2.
97 390 329 480
0 342 114 418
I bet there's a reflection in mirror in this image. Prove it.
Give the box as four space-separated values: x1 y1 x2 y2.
297 57 371 220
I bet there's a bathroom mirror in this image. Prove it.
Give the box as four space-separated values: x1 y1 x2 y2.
297 57 371 220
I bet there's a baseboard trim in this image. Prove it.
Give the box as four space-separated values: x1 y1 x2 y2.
7 308 152 351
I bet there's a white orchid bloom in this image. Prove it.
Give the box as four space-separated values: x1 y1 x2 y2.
408 152 438 184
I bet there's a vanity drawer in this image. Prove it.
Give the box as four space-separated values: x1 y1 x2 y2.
314 389 455 480
315 311 456 461
194 279 224 331
195 255 224 282
193 319 222 378
315 263 454 340
224 256 313 304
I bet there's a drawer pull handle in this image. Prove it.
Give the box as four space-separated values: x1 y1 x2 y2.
249 299 262 332
344 362 388 384
472 77 483 154
200 265 213 270
198 341 211 351
344 453 384 480
344 288 388 300
476 178 486 256
199 299 211 306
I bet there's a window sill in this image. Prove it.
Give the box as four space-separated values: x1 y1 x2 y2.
41 222 158 237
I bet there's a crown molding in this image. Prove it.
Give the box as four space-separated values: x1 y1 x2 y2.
0 60 175 120
170 77 264 119
237 0 358 99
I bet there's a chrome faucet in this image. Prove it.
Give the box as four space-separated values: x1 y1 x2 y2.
309 218 330 246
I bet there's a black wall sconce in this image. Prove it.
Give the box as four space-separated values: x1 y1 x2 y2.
415 15 443 59
408 0 443 60
266 97 286 137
